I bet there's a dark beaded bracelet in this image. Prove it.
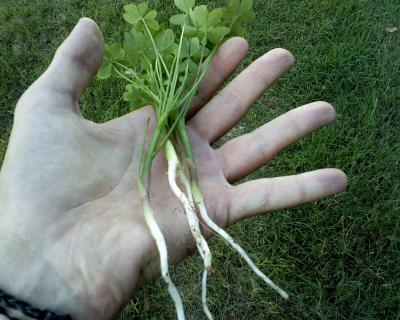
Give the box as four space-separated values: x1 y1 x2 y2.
0 289 72 320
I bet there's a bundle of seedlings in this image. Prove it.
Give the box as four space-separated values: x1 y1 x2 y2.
98 0 288 318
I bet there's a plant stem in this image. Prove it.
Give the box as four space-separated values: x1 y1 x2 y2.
137 118 151 179
142 125 161 190
178 49 216 107
177 119 197 179
112 65 160 105
142 19 170 78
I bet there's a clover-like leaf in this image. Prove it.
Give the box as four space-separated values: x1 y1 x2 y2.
123 4 142 24
208 26 230 44
193 5 208 27
124 3 139 13
146 19 160 31
123 2 159 32
97 63 112 80
137 2 149 15
123 84 137 102
109 43 125 61
180 57 198 73
155 29 175 52
124 31 141 65
208 8 225 27
227 0 240 13
183 25 200 37
226 0 255 24
239 0 253 13
145 10 157 21
174 0 195 14
180 37 200 58
193 44 210 58
239 10 255 22
189 37 200 55
97 44 125 79
124 30 155 66
230 23 245 37
123 84 150 110
170 14 189 26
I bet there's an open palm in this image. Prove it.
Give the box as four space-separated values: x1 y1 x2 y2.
0 19 347 319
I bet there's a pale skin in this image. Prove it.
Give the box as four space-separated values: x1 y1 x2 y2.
0 18 347 319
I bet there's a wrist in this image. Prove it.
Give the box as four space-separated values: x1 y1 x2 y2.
0 225 101 319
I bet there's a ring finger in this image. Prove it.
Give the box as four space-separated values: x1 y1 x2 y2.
217 101 336 183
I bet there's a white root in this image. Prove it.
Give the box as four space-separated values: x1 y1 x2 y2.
177 167 213 320
191 184 289 300
165 141 214 320
142 200 186 320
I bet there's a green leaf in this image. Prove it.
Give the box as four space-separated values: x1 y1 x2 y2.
146 19 160 31
123 84 136 101
145 10 157 20
239 0 253 13
123 3 158 29
193 5 208 27
122 3 150 24
183 25 199 37
193 45 210 58
188 8 197 27
180 37 200 58
225 0 255 28
155 29 175 52
123 30 154 64
208 26 230 44
170 14 188 25
123 10 141 25
109 43 125 61
123 31 140 64
189 37 200 55
180 58 197 73
228 0 240 12
123 84 149 110
137 2 149 15
240 10 255 22
231 23 245 37
97 63 112 80
208 8 225 27
174 0 195 13
123 4 139 13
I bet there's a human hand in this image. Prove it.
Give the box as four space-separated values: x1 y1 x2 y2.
0 18 347 319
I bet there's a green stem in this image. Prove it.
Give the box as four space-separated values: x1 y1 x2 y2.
167 24 186 108
142 126 162 192
173 62 190 105
178 49 216 107
177 118 197 181
142 19 170 78
137 118 151 180
112 65 160 104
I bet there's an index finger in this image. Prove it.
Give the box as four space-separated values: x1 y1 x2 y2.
187 37 249 119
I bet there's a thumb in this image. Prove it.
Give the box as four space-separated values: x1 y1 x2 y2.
33 18 104 103
101 106 156 144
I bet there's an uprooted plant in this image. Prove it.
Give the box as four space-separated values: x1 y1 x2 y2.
98 0 288 318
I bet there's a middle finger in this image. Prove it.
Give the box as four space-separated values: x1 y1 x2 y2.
188 48 295 143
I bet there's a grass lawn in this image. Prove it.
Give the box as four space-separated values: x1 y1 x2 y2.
1 0 399 319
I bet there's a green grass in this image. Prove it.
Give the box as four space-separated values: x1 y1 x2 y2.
1 0 399 319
